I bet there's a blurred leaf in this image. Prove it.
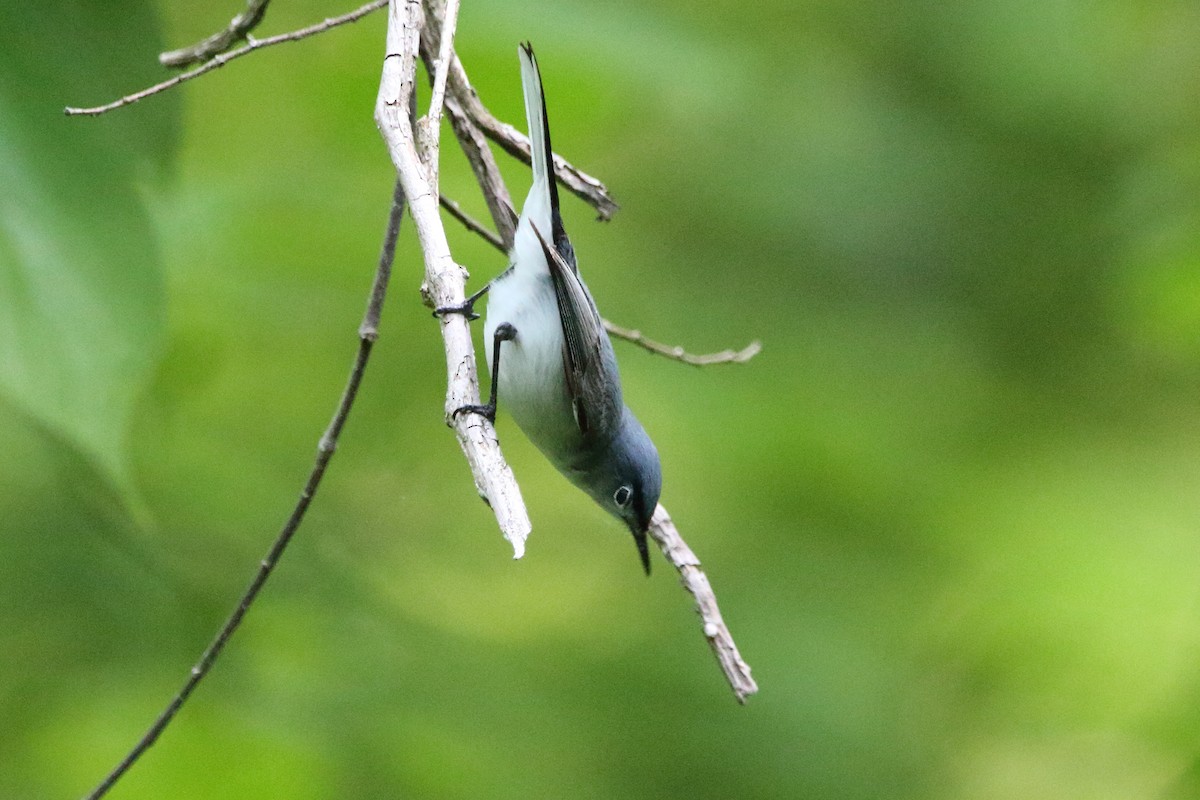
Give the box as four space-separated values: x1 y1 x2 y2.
0 0 178 504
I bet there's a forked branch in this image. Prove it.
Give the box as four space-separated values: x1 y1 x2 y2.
415 0 757 702
64 0 388 116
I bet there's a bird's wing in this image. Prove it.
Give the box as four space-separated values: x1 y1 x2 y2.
531 224 620 437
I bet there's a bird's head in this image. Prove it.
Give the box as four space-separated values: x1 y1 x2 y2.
594 412 662 575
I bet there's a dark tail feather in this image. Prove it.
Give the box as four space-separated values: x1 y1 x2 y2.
517 42 569 256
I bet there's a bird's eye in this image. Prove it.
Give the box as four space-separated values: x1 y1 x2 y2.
614 486 632 507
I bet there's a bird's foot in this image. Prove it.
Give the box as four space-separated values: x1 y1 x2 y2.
432 298 480 321
452 402 497 423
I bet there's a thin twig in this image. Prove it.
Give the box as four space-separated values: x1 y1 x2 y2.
65 0 388 116
435 189 759 367
603 321 762 366
444 94 519 243
649 504 758 703
422 0 459 140
440 195 506 251
415 0 460 187
376 0 532 555
159 0 273 68
80 182 406 800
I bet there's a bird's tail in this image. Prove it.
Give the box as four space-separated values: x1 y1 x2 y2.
517 43 562 248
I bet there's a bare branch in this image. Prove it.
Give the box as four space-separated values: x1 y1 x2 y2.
420 0 459 148
81 182 406 800
603 321 762 366
444 95 519 245
440 195 506 252
376 0 531 555
412 0 459 190
159 0 272 68
65 0 387 116
650 504 758 703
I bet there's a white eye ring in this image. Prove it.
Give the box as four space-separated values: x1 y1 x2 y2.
613 486 632 507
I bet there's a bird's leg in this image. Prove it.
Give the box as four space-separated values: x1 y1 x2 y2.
433 283 491 321
452 322 517 423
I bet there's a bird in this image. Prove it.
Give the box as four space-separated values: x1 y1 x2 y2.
438 43 662 574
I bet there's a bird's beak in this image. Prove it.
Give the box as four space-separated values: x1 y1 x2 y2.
630 525 651 576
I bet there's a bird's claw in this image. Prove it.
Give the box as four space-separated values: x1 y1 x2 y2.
433 300 480 321
452 403 497 423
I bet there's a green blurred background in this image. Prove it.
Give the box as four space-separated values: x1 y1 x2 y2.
3 0 1200 797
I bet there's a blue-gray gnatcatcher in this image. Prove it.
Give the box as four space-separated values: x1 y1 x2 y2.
438 43 662 573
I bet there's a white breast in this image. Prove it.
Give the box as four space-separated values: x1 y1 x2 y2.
484 268 579 463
